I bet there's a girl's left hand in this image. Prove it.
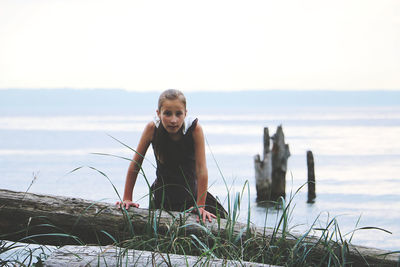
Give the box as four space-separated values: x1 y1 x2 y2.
189 207 216 223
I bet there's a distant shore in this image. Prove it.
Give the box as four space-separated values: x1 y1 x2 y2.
1 89 400 111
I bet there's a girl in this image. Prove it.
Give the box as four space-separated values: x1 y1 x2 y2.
116 89 226 223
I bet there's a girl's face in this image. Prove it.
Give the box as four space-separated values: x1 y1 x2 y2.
157 99 187 136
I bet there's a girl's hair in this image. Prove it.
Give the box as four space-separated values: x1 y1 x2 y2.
154 89 187 163
158 89 186 111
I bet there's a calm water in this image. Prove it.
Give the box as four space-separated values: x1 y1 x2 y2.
1 104 400 251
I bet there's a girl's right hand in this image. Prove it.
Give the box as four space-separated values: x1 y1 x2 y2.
116 200 140 210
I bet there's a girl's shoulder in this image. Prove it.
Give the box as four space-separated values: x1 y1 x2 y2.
183 117 198 135
146 120 157 130
191 119 204 140
142 121 156 141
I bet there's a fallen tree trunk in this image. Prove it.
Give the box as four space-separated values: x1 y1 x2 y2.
43 245 278 267
0 189 398 266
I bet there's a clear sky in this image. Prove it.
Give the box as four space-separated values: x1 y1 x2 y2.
0 0 399 91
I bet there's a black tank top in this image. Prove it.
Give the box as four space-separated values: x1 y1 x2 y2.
151 118 198 209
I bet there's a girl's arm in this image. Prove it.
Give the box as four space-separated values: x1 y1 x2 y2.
116 121 155 209
193 122 216 223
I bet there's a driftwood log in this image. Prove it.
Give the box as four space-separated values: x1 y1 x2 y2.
0 189 398 266
254 126 290 201
43 245 278 267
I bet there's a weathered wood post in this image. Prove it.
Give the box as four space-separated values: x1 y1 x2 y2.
254 126 290 201
270 126 290 200
307 150 316 203
254 127 272 201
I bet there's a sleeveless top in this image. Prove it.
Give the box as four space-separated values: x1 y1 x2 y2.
151 117 199 210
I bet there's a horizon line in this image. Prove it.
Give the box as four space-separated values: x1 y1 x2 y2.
1 88 400 93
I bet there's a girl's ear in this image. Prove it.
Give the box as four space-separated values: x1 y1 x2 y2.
156 109 160 118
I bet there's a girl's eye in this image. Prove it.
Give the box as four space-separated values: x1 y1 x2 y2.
163 111 172 116
176 111 183 116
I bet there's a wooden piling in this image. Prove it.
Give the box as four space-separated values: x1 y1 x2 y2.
254 126 290 202
307 150 316 203
270 126 290 200
254 127 272 201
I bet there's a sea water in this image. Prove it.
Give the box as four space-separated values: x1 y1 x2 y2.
1 91 399 251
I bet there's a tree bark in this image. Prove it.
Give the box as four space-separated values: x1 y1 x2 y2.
43 245 277 267
0 189 398 266
0 188 257 246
